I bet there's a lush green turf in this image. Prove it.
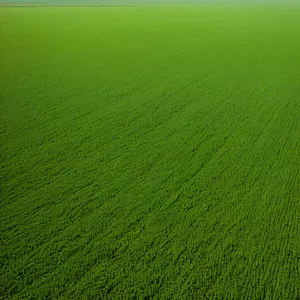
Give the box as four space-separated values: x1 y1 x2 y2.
1 5 300 299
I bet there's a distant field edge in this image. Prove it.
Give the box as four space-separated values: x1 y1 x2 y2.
0 4 137 7
1 2 300 7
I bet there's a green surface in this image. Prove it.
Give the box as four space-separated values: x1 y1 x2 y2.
1 5 300 299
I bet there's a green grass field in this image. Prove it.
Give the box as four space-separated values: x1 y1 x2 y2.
1 4 300 299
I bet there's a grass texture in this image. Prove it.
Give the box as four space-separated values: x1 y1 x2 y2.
1 5 300 299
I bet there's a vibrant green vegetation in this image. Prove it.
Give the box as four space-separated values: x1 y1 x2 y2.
1 5 300 299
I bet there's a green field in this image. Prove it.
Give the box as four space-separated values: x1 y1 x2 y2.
1 4 300 299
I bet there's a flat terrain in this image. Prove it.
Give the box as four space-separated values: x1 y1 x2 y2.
1 5 300 299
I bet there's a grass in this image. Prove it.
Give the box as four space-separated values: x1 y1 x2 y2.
1 4 300 299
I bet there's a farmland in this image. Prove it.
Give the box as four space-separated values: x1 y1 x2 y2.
1 4 300 299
